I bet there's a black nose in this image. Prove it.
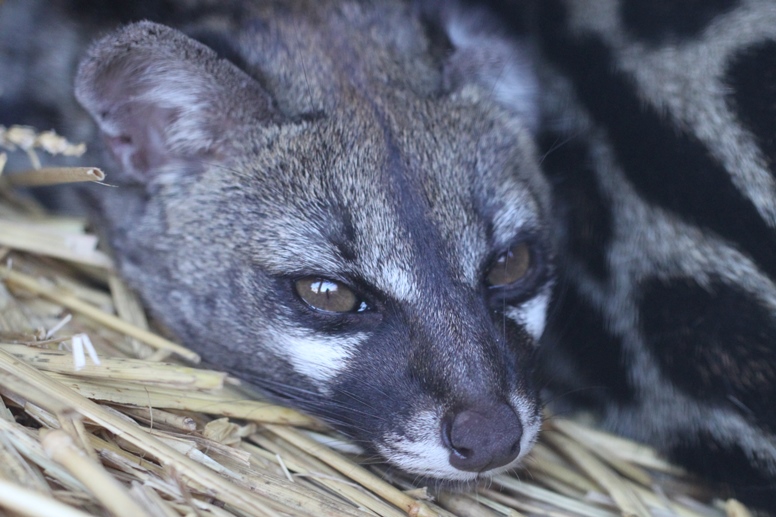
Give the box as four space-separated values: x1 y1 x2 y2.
442 402 523 472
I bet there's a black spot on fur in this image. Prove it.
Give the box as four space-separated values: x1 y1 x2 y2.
539 131 612 282
620 0 739 44
542 283 634 407
670 431 776 511
639 277 776 432
537 1 776 284
725 40 776 180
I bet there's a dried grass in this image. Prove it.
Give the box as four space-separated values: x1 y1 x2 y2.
0 128 752 516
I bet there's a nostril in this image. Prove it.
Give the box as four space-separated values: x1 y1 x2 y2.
452 446 472 460
441 415 475 459
444 402 523 473
510 441 520 455
441 415 453 449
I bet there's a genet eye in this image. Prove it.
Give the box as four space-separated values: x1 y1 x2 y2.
486 242 532 287
295 277 360 313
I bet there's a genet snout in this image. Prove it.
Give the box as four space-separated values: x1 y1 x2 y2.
442 402 523 472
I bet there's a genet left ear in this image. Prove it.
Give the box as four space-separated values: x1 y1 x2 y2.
75 21 283 183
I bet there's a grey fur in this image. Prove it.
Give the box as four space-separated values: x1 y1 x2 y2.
0 0 551 482
534 0 776 507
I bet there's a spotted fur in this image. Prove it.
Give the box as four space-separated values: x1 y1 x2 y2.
532 0 776 509
6 0 775 507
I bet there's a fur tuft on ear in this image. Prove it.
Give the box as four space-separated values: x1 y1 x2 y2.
75 21 280 182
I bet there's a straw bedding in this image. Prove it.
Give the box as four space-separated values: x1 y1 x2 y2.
0 126 753 517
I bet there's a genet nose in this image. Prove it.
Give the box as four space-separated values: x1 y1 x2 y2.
442 402 523 472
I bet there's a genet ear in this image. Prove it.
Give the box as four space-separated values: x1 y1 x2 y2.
75 21 280 182
419 0 539 132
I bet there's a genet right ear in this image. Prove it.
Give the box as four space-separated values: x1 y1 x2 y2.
417 0 539 131
75 21 282 183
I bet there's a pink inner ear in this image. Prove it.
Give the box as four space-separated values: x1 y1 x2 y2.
101 101 178 181
105 133 133 166
75 21 283 184
105 131 154 180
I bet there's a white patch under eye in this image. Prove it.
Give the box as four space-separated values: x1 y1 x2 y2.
506 292 550 341
273 329 367 387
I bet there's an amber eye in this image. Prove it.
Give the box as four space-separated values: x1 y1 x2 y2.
486 242 532 287
295 277 359 313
